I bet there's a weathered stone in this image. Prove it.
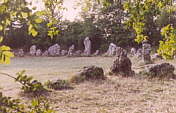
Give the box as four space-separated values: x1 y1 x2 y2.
83 37 91 56
42 50 48 56
36 49 42 56
146 63 175 79
29 45 37 56
142 40 151 64
130 48 136 56
67 45 75 56
80 66 105 80
110 49 134 77
106 43 117 56
61 50 68 56
136 48 142 58
151 53 162 61
48 44 60 56
93 50 99 56
14 49 24 57
115 47 127 57
75 50 82 56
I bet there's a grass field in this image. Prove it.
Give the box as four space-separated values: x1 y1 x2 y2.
0 56 115 97
0 56 176 113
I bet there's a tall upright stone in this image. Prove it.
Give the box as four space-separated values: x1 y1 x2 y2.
83 37 91 56
106 43 117 56
142 40 152 64
136 48 142 58
130 48 136 56
110 48 134 77
67 44 75 56
29 45 37 56
93 50 99 56
36 49 42 56
115 47 127 57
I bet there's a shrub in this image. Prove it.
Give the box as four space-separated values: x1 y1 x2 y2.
45 79 73 90
0 92 24 113
15 70 47 95
0 92 55 113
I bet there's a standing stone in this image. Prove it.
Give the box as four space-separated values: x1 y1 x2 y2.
36 49 42 56
56 47 61 56
130 48 136 56
151 53 161 61
110 48 134 77
83 37 91 56
61 50 68 56
174 54 176 59
67 45 75 56
75 50 82 56
115 47 127 57
48 44 60 56
136 48 142 58
14 49 24 57
30 45 37 56
93 50 99 56
142 40 152 64
106 43 117 56
42 50 48 56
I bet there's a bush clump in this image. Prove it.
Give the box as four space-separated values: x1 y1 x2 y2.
0 92 55 113
15 71 47 95
45 79 73 90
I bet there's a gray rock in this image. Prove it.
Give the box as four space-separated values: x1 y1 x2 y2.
142 40 152 64
75 50 82 56
80 65 105 80
130 48 136 56
61 50 68 56
151 53 162 60
36 49 42 56
14 49 24 57
115 47 127 57
146 63 175 78
42 50 48 56
136 48 142 58
105 43 117 56
110 48 134 77
67 45 75 56
83 37 91 56
93 50 99 56
48 44 60 56
30 45 37 56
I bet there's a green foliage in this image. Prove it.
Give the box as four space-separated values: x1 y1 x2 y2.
15 70 47 94
158 24 176 59
0 93 55 113
0 92 24 113
0 45 14 64
123 0 172 43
